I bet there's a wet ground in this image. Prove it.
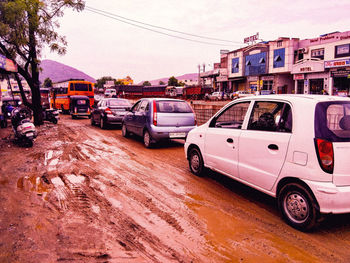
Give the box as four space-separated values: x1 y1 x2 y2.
1 115 350 262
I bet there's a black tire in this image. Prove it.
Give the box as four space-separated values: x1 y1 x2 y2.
91 116 95 126
188 147 205 177
100 116 106 129
143 130 152 148
121 123 129 138
278 183 319 231
52 118 58 124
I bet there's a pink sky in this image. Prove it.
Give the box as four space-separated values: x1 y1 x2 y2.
43 0 350 83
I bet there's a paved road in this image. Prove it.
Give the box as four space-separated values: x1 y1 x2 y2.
1 115 350 262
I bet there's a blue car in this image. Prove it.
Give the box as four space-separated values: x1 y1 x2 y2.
122 98 197 148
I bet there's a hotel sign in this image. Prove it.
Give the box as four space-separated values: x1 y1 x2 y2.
325 59 350 68
244 32 259 44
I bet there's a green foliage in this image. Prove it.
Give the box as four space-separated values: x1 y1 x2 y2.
159 80 165 85
0 0 85 125
43 77 52 88
143 81 151 86
168 76 178 86
96 76 115 90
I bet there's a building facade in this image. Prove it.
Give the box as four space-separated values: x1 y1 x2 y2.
203 30 350 96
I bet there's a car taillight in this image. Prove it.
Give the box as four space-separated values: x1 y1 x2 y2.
104 108 113 114
315 138 334 174
74 107 77 113
153 100 157 126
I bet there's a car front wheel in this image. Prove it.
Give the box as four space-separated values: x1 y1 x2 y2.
188 147 205 177
278 183 319 231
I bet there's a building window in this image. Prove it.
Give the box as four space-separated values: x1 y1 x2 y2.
277 41 283 47
273 48 285 68
246 60 251 66
262 80 273 91
259 58 265 64
233 51 238 57
232 58 239 73
311 48 324 60
335 44 350 58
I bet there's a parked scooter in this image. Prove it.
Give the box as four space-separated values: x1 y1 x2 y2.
43 108 59 124
11 107 37 147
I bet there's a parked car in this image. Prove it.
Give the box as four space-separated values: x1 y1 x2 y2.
206 91 225 100
69 95 91 119
122 98 197 148
104 88 116 98
185 95 350 231
230 90 254 99
91 98 132 129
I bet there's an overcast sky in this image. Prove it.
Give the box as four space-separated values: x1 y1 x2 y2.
42 0 350 83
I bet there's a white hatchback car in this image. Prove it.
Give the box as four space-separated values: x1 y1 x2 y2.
185 95 350 231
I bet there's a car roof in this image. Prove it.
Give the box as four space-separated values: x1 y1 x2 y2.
236 94 350 103
142 98 186 102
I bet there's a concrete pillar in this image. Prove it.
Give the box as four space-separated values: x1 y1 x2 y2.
294 80 298 94
329 77 333 95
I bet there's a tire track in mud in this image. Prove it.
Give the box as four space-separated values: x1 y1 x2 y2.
15 119 205 262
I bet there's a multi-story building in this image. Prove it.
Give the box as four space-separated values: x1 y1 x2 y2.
204 30 350 96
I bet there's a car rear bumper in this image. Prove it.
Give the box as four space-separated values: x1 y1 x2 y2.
149 125 196 141
106 115 124 125
305 180 350 214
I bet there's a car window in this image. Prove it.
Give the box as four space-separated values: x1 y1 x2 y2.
247 101 292 132
108 100 131 107
139 100 149 112
131 101 141 112
210 102 250 129
156 100 192 113
315 101 350 142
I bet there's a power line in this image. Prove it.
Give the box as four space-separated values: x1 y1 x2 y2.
86 6 243 44
85 6 243 47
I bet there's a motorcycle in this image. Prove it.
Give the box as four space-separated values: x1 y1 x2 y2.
43 108 59 124
11 107 37 147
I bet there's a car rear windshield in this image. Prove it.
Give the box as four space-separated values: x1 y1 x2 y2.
315 101 350 142
156 100 192 113
109 100 131 107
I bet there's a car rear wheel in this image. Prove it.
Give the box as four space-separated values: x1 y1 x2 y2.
278 183 319 231
91 116 95 126
122 123 129 137
188 147 205 177
143 130 152 148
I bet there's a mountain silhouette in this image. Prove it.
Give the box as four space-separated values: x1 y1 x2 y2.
39 59 96 83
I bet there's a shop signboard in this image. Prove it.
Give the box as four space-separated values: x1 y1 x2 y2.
0 54 17 72
294 74 304 80
331 70 350 77
325 59 350 68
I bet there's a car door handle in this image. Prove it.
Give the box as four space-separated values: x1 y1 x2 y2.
227 138 234 143
268 144 279 150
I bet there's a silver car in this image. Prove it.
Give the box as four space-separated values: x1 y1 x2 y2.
122 98 197 148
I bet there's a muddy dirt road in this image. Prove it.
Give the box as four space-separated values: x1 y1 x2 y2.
1 115 350 262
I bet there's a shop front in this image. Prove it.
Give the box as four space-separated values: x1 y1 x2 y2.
325 58 350 96
292 59 327 94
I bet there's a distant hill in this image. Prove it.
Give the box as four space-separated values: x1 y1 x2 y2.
142 73 199 85
39 59 96 84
